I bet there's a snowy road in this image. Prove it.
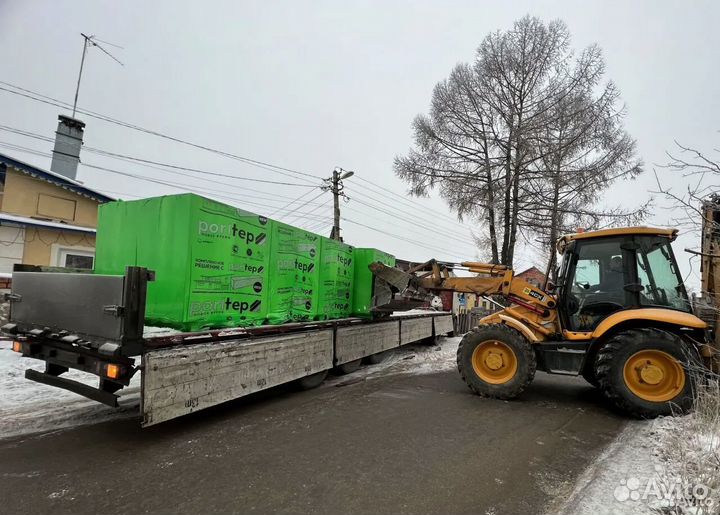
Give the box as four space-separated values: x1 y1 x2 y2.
0 336 629 515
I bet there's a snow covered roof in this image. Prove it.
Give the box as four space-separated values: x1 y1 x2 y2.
0 152 114 203
0 213 96 234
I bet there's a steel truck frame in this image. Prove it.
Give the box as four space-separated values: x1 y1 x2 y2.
3 266 453 427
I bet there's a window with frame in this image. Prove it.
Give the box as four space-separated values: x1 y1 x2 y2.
56 247 94 269
635 237 690 312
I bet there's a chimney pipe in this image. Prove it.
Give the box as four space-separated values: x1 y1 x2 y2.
50 114 85 180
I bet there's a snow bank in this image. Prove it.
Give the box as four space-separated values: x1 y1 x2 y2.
561 413 720 515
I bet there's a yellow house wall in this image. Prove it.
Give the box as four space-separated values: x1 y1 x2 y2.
22 227 96 266
2 167 99 228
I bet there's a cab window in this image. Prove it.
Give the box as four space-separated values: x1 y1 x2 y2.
563 238 634 331
635 237 690 312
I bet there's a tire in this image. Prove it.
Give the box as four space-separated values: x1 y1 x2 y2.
581 367 600 388
295 370 328 390
364 350 393 365
334 359 362 375
456 324 536 399
595 328 698 418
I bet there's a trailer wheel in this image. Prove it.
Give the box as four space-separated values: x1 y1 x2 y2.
457 324 536 399
295 370 328 390
595 328 698 418
364 350 393 364
335 359 362 375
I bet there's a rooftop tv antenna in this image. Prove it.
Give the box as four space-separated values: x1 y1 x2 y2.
72 33 124 118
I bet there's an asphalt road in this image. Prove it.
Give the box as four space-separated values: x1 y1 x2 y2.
0 357 626 515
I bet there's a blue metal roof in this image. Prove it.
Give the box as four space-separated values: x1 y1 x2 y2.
0 152 114 203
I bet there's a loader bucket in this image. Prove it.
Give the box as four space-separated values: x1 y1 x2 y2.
368 262 431 313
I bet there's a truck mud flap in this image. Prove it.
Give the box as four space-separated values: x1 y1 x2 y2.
141 329 333 426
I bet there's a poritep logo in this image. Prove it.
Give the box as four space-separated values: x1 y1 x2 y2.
294 259 315 274
224 297 262 314
198 221 267 247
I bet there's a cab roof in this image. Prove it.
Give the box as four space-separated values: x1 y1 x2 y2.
556 226 678 254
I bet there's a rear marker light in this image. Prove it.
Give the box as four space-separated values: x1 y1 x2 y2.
106 364 121 379
12 341 22 353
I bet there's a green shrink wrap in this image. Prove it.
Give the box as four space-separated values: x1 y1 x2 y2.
95 194 271 330
318 238 354 319
351 248 395 317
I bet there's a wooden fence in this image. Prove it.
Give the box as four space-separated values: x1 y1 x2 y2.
453 308 488 335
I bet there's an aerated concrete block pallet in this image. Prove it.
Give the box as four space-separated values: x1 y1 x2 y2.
95 193 395 331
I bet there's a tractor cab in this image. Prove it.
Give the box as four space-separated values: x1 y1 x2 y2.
555 227 691 332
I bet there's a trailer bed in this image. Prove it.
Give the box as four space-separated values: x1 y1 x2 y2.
4 267 453 426
141 312 450 426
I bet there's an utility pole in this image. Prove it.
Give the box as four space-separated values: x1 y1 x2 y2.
323 167 354 241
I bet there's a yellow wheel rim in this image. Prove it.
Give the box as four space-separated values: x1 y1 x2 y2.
623 350 686 402
471 340 518 384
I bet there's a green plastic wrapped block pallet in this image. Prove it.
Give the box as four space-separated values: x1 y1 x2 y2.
289 228 321 321
351 248 395 317
318 238 354 320
95 193 271 331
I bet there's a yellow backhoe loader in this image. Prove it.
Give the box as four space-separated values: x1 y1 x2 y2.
371 226 713 418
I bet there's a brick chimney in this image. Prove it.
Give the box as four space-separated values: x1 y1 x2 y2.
50 114 85 180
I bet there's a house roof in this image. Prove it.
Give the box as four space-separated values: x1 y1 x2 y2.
516 266 545 277
0 212 96 234
0 152 114 203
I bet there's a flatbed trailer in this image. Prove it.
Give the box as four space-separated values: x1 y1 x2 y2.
3 267 453 427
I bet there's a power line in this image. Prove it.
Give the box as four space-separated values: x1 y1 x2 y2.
0 81 323 184
0 140 330 218
0 139 470 259
276 190 327 221
268 188 321 217
0 140 329 208
341 204 477 255
0 123 320 189
2 115 480 247
0 82 480 234
354 175 469 226
285 197 332 226
342 217 467 260
344 195 478 248
346 183 476 239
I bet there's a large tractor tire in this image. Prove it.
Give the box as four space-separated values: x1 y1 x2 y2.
581 354 600 388
457 324 536 399
595 328 698 418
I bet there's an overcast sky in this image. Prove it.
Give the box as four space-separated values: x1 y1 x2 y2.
0 0 717 287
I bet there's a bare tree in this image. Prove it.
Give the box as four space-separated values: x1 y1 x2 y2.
656 141 720 232
395 16 644 267
518 46 646 269
655 141 720 318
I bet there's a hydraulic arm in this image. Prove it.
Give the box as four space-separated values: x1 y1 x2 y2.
369 259 560 340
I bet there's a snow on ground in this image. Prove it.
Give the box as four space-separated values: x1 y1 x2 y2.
560 413 720 515
0 340 141 440
142 326 182 337
0 335 461 440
